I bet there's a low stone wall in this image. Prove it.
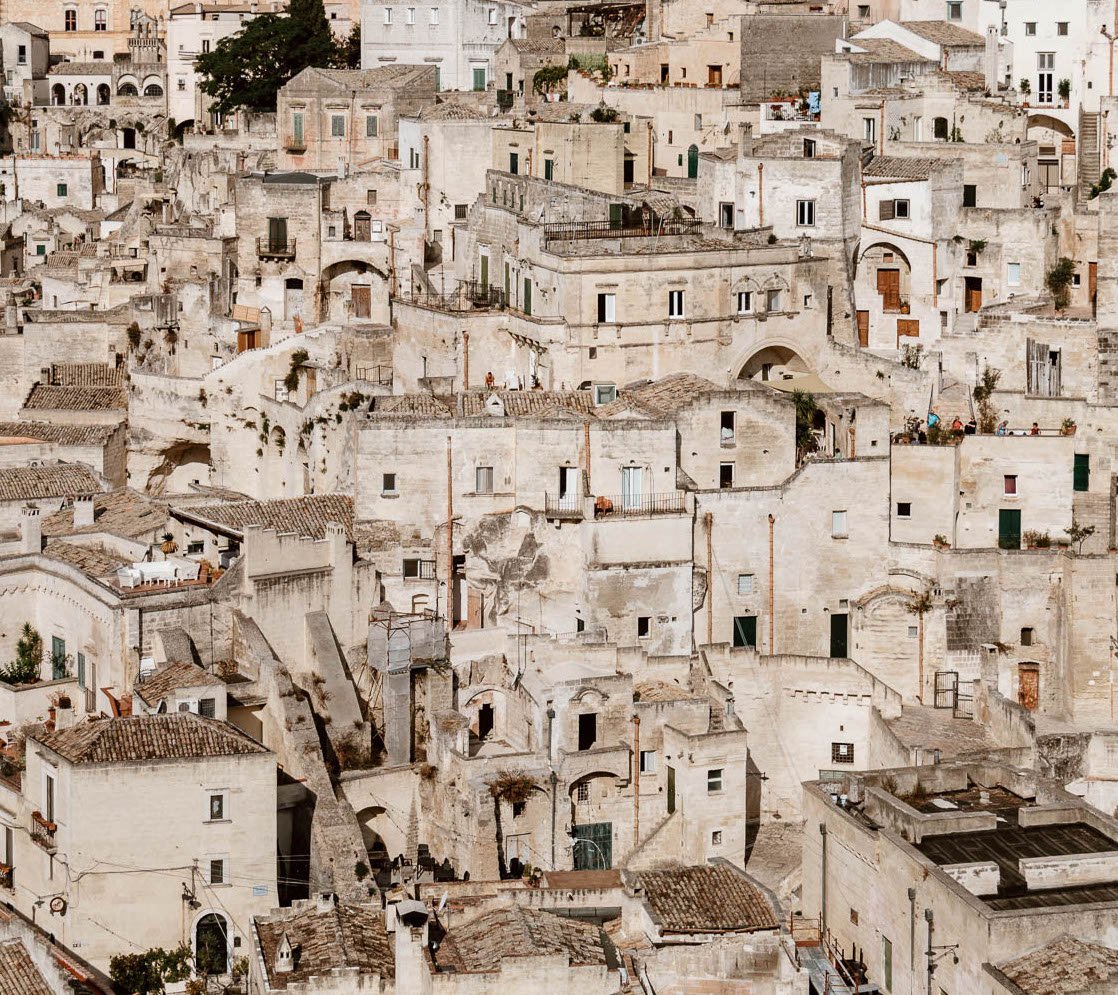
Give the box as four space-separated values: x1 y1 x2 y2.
1020 850 1118 891
942 860 1000 896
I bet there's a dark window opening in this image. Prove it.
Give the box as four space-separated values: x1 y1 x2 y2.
578 713 597 751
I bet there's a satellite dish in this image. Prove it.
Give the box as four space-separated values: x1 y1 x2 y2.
437 891 448 913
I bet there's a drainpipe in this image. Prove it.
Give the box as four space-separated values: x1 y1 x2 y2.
819 823 828 936
861 174 867 220
462 330 470 389
422 134 430 240
932 242 938 307
583 420 592 495
549 766 558 867
446 436 454 625
878 103 885 155
757 162 764 227
908 887 917 995
388 225 397 296
647 121 653 185
632 714 640 850
705 512 713 646
924 909 935 995
767 514 775 655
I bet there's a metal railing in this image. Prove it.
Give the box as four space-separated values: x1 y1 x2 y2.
592 491 687 518
30 812 56 850
545 494 583 519
543 217 702 244
283 135 307 151
355 365 393 386
256 237 296 258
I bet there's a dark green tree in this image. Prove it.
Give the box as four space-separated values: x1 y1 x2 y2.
108 946 191 995
196 0 340 115
337 22 362 69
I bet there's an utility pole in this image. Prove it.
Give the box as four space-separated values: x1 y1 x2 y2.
446 436 454 625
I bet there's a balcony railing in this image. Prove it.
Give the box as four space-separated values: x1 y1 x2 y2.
283 134 307 151
543 217 702 245
545 494 583 520
256 238 296 259
354 365 393 386
0 864 12 891
31 811 56 850
592 491 687 518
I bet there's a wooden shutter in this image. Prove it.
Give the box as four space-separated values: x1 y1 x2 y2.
879 199 895 221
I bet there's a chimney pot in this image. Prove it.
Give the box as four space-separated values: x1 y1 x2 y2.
20 504 42 555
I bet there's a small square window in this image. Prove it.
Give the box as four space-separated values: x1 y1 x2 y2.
832 510 848 537
720 410 735 441
199 698 216 718
831 742 854 764
668 289 685 318
796 199 816 227
382 472 397 494
738 573 754 595
804 138 816 158
637 616 651 638
209 858 225 884
894 199 910 219
711 829 723 846
896 502 911 518
1057 21 1068 36
1021 627 1034 646
946 1 962 21
707 768 723 793
1004 475 1017 495
454 203 468 220
736 290 753 314
431 7 439 23
330 115 346 137
639 750 656 773
720 462 735 488
576 781 590 801
209 794 225 820
908 625 918 638
56 183 68 197
475 466 494 493
1025 22 1036 35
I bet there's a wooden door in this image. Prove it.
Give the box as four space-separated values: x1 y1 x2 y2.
877 268 901 311
965 276 983 313
354 213 371 241
856 310 869 347
896 318 920 343
351 285 371 319
998 508 1022 549
1018 664 1039 711
467 586 483 629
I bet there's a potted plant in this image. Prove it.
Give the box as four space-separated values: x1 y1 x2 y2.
1023 530 1051 550
899 297 911 315
1058 78 1071 107
1019 78 1031 107
933 534 950 549
1062 417 1077 436
160 532 178 554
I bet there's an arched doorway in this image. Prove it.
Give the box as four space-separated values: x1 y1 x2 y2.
51 83 65 106
353 210 371 241
96 83 110 105
318 260 389 322
72 83 88 106
687 143 699 179
194 912 229 975
284 277 304 323
1027 113 1075 189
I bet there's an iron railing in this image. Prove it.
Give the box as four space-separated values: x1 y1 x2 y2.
355 365 393 386
256 238 297 258
545 494 583 519
30 812 56 850
592 491 687 518
543 217 702 244
0 865 12 891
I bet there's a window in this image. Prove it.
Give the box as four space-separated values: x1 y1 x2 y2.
56 183 68 197
933 116 949 141
330 115 345 137
1057 22 1068 36
1074 453 1090 492
209 794 225 820
850 908 859 925
711 829 723 846
454 203 468 221
512 801 524 817
544 158 554 180
1037 52 1054 104
966 251 978 268
946 1 962 20
76 652 86 689
863 117 876 144
596 292 616 323
719 202 734 228
637 616 651 638
36 244 46 256
199 698 216 718
472 66 486 91
720 462 734 488
406 7 415 23
832 510 848 537
721 410 735 442
384 6 392 22
639 750 656 773
187 541 204 555
1021 627 1034 646
736 290 753 314
44 773 54 822
894 199 910 219
576 781 590 801
1025 22 1036 35
488 7 497 23
367 189 378 205
366 115 378 138
737 573 754 595
430 7 439 23
201 38 210 53
209 858 225 885
732 616 757 647
578 713 597 751
1004 475 1017 495
897 502 911 518
65 9 77 31
694 113 702 129
796 200 816 227
1007 262 1021 287
766 288 782 312
962 184 977 208
804 138 817 158
707 768 723 793
475 466 494 493
509 152 519 174
382 472 397 494
668 289 685 318
831 742 854 763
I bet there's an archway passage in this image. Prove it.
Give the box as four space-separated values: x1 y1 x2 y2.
737 345 811 383
195 913 228 975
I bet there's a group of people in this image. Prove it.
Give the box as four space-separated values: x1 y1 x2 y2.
898 410 1043 444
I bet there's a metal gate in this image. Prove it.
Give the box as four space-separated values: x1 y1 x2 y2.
933 671 958 709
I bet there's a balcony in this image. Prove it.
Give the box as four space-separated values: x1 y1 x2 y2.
545 493 583 520
256 237 296 259
543 217 702 246
30 811 56 850
592 491 687 518
283 134 307 152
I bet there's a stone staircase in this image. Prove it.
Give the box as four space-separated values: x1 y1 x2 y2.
1078 110 1101 200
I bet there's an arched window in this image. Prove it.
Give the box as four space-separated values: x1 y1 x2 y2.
195 913 228 975
144 83 164 97
96 84 110 106
51 83 65 106
94 9 107 31
72 83 88 106
933 117 949 141
118 83 138 97
686 144 699 179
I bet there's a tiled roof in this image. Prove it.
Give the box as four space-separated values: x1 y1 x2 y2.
863 155 939 179
630 864 778 934
597 372 719 418
22 385 127 412
43 539 129 578
291 65 433 92
437 905 608 972
178 495 353 541
0 421 117 446
49 363 124 387
48 61 113 76
418 101 490 121
36 713 268 764
0 939 52 995
41 489 168 541
369 394 453 417
998 935 1118 994
10 22 49 37
134 662 220 706
542 869 621 890
843 38 931 63
255 901 393 990
941 69 987 92
901 19 984 47
459 390 596 417
0 463 100 503
23 306 133 324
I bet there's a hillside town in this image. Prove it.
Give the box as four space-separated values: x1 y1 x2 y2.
3 0 1118 993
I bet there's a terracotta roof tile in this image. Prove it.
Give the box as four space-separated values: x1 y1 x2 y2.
43 539 129 578
0 939 53 995
0 464 100 503
134 662 221 707
178 495 353 541
49 363 125 387
864 155 939 179
41 489 168 541
998 935 1118 994
901 19 984 47
0 421 117 446
22 385 127 412
630 864 777 934
36 713 268 764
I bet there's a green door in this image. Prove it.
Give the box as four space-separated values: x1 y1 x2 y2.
608 203 623 230
999 508 1022 549
732 615 757 648
472 67 486 91
523 278 532 316
687 144 699 179
51 636 66 679
829 613 848 658
1074 453 1090 492
571 822 612 869
479 253 488 291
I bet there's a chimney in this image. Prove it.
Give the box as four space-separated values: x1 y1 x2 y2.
54 700 76 730
119 693 133 717
316 893 336 913
74 494 95 528
274 932 294 974
392 901 429 994
984 26 999 94
39 366 51 385
20 505 42 554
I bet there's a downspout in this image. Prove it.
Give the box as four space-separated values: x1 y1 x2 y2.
819 823 828 936
462 330 469 389
632 714 640 850
757 162 764 227
583 420 592 495
932 242 938 307
908 887 917 995
878 102 885 155
548 726 557 867
647 121 653 185
422 134 430 240
705 512 713 646
388 226 397 296
768 514 775 654
446 435 454 625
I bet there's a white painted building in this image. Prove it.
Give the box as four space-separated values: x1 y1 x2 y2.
359 0 528 92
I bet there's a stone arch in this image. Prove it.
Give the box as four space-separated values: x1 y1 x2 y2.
318 259 389 323
117 75 138 97
193 911 229 976
736 343 811 382
856 240 911 272
51 83 66 106
1026 113 1073 139
72 83 88 106
96 83 110 106
143 442 212 494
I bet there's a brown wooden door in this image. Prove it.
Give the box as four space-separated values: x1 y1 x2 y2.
354 213 371 241
877 268 901 311
964 276 983 313
896 318 920 343
351 285 371 319
856 310 869 347
707 65 723 86
1018 664 1039 711
467 587 483 629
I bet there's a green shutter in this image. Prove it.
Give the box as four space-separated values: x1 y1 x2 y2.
1074 453 1090 492
479 253 488 290
522 278 532 316
999 509 1022 549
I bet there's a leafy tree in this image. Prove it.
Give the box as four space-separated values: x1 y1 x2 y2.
0 623 42 686
109 945 191 995
1065 520 1096 553
337 23 361 69
792 390 818 462
1046 257 1077 311
196 0 340 115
